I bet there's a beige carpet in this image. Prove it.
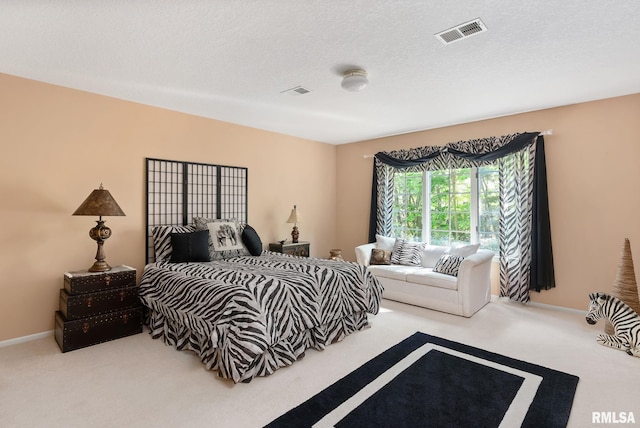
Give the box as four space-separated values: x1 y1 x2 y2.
1 297 637 428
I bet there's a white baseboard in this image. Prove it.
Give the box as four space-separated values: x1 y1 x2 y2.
491 294 584 315
0 299 584 348
0 330 54 348
528 300 584 314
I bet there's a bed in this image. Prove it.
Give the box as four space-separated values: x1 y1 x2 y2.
140 158 383 383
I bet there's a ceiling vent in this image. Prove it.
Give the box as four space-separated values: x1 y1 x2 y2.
435 18 487 45
281 86 311 96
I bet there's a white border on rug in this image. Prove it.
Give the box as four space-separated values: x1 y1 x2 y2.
313 344 543 428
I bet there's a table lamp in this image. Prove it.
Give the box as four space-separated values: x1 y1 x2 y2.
286 205 302 243
72 184 125 272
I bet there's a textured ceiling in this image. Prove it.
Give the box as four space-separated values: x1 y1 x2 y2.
2 1 639 144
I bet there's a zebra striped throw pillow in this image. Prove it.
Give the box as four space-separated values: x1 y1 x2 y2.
390 239 425 266
432 254 466 276
152 225 197 262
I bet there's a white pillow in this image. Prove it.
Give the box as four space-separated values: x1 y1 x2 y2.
375 234 396 251
448 243 479 258
421 245 449 268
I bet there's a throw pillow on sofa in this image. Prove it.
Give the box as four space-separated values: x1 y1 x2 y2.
433 254 466 276
448 243 480 257
422 245 449 267
370 248 392 265
390 239 424 266
375 234 396 251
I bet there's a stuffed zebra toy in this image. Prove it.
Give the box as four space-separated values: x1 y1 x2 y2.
586 292 640 357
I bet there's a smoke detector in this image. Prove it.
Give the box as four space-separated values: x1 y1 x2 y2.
341 69 369 92
435 18 487 45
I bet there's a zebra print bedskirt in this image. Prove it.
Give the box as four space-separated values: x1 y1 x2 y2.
139 252 383 383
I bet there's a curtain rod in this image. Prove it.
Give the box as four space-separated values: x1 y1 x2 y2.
362 129 554 159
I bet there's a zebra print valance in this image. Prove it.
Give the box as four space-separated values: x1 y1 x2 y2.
368 132 554 302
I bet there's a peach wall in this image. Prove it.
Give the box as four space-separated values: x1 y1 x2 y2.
0 73 336 341
2 71 638 342
336 94 640 311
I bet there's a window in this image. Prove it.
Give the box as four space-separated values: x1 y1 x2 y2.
429 168 472 246
477 165 500 251
392 171 422 240
392 165 499 251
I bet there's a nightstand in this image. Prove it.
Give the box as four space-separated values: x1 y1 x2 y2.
54 265 143 352
269 241 310 257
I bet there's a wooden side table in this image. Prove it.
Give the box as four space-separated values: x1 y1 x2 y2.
269 241 310 257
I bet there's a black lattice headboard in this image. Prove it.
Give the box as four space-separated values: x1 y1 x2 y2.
145 158 248 263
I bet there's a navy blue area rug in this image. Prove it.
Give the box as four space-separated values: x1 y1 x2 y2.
266 332 579 428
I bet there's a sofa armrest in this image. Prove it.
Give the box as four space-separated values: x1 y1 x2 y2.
456 249 495 317
459 249 495 270
355 243 376 266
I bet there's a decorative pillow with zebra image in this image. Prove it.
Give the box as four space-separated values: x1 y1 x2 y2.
390 239 425 266
208 221 243 252
194 217 251 260
432 254 466 276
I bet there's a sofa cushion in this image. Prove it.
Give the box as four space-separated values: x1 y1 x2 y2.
406 268 459 290
448 243 480 257
368 265 423 281
390 239 424 266
421 245 449 268
375 234 396 251
433 254 466 276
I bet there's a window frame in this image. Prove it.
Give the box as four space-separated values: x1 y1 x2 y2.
392 165 499 251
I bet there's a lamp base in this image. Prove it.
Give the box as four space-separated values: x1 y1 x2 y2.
88 220 112 272
291 225 299 243
88 260 112 272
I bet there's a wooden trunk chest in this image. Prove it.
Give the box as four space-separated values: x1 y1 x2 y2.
64 265 136 295
54 307 143 353
268 241 310 257
55 265 142 353
59 287 141 321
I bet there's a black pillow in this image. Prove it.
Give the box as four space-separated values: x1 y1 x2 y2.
242 224 263 256
170 230 211 263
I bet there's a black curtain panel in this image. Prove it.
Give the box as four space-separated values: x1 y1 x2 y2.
531 137 555 291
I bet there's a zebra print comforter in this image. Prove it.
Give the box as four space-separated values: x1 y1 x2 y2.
139 252 383 383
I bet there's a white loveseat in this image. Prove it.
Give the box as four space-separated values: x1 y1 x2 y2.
355 237 494 317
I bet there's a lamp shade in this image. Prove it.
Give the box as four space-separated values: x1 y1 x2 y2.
73 184 125 217
286 205 301 224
